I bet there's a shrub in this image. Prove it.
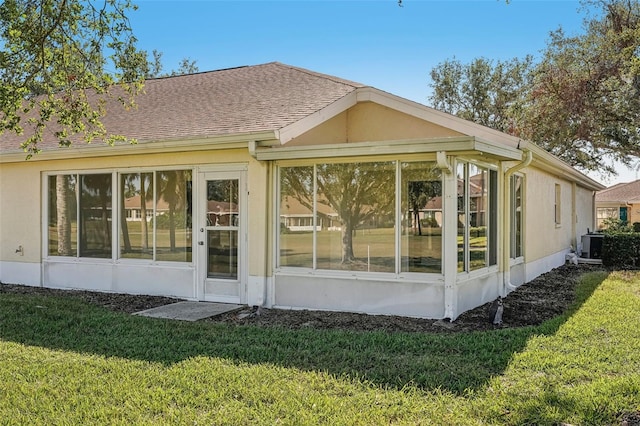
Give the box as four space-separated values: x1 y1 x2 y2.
601 218 632 234
601 233 640 268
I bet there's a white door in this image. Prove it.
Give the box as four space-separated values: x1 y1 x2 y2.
197 170 246 303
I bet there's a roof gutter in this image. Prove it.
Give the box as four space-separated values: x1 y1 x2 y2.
0 131 279 163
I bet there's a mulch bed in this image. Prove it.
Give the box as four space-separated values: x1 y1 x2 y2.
1 263 605 333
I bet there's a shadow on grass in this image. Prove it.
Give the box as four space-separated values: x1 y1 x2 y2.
0 271 608 395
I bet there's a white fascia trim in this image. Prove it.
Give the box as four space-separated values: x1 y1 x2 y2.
255 136 523 162
275 92 358 144
528 144 606 191
0 131 279 163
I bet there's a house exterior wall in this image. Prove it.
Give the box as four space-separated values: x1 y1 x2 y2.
0 148 271 303
0 161 43 285
524 167 574 263
0 131 601 321
521 166 595 282
595 201 640 229
628 203 640 225
286 102 463 147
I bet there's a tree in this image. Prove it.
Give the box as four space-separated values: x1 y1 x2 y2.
429 56 533 134
281 163 395 264
407 180 441 236
55 174 73 256
0 0 148 157
156 170 191 252
519 0 640 174
428 0 640 175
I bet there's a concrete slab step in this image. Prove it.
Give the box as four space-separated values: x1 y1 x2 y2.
134 301 243 321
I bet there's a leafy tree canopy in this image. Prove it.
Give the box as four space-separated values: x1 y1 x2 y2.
0 0 148 157
429 0 640 176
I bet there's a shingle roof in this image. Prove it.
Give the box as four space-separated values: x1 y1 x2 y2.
0 62 364 152
596 179 640 203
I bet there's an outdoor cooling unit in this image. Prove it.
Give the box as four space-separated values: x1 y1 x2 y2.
581 233 604 259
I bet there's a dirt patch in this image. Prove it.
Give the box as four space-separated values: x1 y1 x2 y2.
0 263 605 333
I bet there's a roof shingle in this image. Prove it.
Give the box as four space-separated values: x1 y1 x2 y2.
596 179 640 203
1 62 364 152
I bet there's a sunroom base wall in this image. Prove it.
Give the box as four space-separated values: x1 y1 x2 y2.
455 270 501 318
273 273 446 319
42 261 196 300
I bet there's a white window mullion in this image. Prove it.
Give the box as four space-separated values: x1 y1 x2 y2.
464 164 470 272
312 165 317 270
152 172 157 261
76 173 81 259
112 172 118 261
394 160 401 275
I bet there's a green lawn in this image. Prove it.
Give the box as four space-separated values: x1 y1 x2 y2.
280 228 442 273
1 270 639 424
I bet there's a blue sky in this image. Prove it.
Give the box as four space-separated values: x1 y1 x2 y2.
128 0 634 184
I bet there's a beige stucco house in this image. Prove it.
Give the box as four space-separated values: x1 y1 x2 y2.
595 180 640 230
0 62 605 319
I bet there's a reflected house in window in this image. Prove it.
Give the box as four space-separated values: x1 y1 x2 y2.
411 195 443 229
279 196 365 232
207 200 238 227
0 62 605 320
123 195 169 221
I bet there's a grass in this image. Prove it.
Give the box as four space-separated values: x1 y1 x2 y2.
1 270 639 424
280 228 442 272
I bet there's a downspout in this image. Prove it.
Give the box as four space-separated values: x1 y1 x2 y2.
503 149 532 294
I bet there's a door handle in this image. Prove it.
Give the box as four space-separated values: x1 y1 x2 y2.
198 241 204 245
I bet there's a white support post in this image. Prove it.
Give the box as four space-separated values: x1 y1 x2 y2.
442 160 458 320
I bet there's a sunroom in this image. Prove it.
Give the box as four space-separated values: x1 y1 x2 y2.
257 136 526 320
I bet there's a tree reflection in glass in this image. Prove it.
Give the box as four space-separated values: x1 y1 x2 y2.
48 174 77 256
401 162 442 273
79 174 112 258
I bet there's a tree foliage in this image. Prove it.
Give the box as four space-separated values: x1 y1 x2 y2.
429 56 533 134
281 163 395 264
428 0 640 175
0 0 148 157
145 49 199 78
520 0 640 174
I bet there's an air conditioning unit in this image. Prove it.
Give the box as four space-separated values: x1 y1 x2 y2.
581 233 604 259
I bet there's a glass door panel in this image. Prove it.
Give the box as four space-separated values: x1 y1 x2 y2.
204 178 239 281
207 229 238 279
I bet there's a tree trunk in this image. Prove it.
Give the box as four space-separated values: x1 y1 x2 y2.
56 175 72 256
169 203 176 251
341 220 355 263
120 179 131 252
414 210 422 236
140 174 149 250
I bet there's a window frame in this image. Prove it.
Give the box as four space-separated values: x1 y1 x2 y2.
44 167 194 265
456 160 498 273
510 174 524 259
276 159 444 277
555 183 562 226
